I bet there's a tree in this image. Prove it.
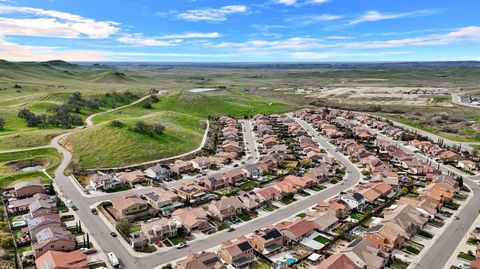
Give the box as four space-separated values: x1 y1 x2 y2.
116 219 132 235
0 117 4 131
110 120 123 127
153 123 165 134
67 92 85 113
86 98 101 110
143 102 153 109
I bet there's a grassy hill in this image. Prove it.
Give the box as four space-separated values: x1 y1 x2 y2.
66 111 206 169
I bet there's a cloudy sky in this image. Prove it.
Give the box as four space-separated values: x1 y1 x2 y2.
0 0 479 61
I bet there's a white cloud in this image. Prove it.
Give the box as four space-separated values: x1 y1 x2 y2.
117 33 182 47
341 26 480 48
350 10 438 25
160 32 220 39
178 5 247 22
0 5 119 38
287 14 342 26
307 0 329 4
274 0 297 6
210 26 480 53
0 36 108 61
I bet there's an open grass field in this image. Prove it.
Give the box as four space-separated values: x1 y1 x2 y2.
0 148 61 188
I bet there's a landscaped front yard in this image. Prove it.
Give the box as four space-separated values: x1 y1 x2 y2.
169 236 187 245
280 195 296 205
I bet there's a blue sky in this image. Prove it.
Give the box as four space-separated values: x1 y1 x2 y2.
0 0 479 61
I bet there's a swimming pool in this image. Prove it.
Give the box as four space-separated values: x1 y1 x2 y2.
285 257 297 265
352 226 364 235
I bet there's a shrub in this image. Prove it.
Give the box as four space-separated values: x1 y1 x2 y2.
143 102 153 109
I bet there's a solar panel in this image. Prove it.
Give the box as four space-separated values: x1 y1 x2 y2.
238 241 252 251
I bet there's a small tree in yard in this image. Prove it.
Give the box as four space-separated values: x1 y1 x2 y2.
116 219 132 235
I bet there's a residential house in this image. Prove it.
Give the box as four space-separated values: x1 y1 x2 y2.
458 159 477 171
193 156 212 170
397 197 437 218
29 198 57 217
341 238 386 269
207 196 245 221
116 170 146 186
236 192 260 211
176 252 226 269
172 207 211 233
89 173 122 191
175 182 208 201
141 218 179 243
438 150 462 163
28 213 63 238
363 223 405 252
340 192 365 211
14 179 44 198
218 237 256 268
318 200 350 219
315 253 361 269
220 141 243 153
202 174 227 191
35 250 88 269
144 188 179 211
144 164 171 181
32 227 76 258
242 164 262 179
222 168 248 185
253 186 282 203
306 211 339 231
250 228 285 256
382 204 428 238
171 160 195 175
111 194 149 219
275 219 318 241
8 193 51 214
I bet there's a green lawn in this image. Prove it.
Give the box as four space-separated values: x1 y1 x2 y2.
280 196 296 205
458 252 476 261
296 212 306 218
238 180 257 191
169 236 186 245
350 213 365 221
313 235 330 244
128 224 141 234
391 259 408 269
18 245 32 253
238 212 254 222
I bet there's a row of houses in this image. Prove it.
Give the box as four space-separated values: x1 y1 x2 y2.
3 179 92 269
89 116 247 192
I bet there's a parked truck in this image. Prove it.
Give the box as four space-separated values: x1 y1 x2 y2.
107 252 120 268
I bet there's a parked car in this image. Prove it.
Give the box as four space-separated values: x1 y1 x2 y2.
110 232 117 237
227 227 235 232
176 242 187 249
